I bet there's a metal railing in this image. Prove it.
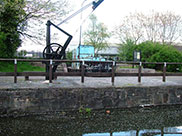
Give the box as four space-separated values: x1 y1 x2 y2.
0 58 182 84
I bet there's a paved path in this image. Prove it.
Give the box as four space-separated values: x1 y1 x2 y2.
0 76 182 89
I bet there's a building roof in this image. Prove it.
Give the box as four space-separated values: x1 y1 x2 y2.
97 45 119 55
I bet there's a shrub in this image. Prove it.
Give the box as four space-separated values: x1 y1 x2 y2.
0 32 8 58
134 41 164 62
148 46 182 72
118 39 136 61
118 41 182 72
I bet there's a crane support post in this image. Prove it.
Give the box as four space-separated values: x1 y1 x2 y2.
92 0 104 10
46 20 51 58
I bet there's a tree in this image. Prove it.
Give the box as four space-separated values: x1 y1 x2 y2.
114 11 182 45
157 12 182 44
17 50 27 58
118 39 136 61
118 41 182 72
114 13 143 44
21 0 70 45
83 14 110 54
0 0 26 58
66 50 72 60
0 0 70 57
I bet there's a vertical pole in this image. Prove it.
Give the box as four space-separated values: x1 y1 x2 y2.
136 130 139 136
99 62 101 72
14 59 17 83
163 62 166 82
81 61 85 83
161 127 164 136
25 76 29 81
78 26 82 59
46 20 51 80
138 62 142 83
112 61 115 85
49 59 53 83
78 0 87 59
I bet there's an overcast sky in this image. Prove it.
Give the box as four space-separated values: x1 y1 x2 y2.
82 0 182 29
65 0 182 50
19 0 182 51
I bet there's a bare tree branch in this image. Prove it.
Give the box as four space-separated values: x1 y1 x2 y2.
114 11 182 45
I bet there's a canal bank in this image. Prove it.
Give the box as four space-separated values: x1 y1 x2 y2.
1 85 182 116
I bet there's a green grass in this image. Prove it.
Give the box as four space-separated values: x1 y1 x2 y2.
0 62 45 72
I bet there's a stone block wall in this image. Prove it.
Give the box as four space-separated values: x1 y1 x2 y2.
0 86 182 116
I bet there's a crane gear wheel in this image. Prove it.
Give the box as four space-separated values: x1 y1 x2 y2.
43 43 64 60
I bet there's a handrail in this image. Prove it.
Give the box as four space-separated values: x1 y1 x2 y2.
0 58 182 84
1 58 182 65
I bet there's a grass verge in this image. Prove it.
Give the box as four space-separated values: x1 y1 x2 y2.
0 62 45 72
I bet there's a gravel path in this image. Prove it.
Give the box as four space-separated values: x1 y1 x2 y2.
0 76 182 89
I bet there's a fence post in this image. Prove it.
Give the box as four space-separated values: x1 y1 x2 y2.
49 59 53 83
81 61 85 83
111 61 115 85
14 59 17 83
163 62 166 82
138 62 142 83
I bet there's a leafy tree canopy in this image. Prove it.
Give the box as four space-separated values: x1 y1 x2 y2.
0 0 70 58
0 0 26 58
83 14 110 54
118 40 182 72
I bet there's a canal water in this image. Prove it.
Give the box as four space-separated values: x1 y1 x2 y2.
1 105 182 136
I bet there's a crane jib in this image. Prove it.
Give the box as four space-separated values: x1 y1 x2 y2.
92 0 104 10
57 0 104 26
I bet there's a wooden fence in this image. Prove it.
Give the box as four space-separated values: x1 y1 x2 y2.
0 58 182 84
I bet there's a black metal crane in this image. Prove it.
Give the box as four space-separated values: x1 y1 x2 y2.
43 0 104 79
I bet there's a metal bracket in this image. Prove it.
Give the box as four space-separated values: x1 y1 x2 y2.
164 62 167 67
140 62 142 66
14 59 17 64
